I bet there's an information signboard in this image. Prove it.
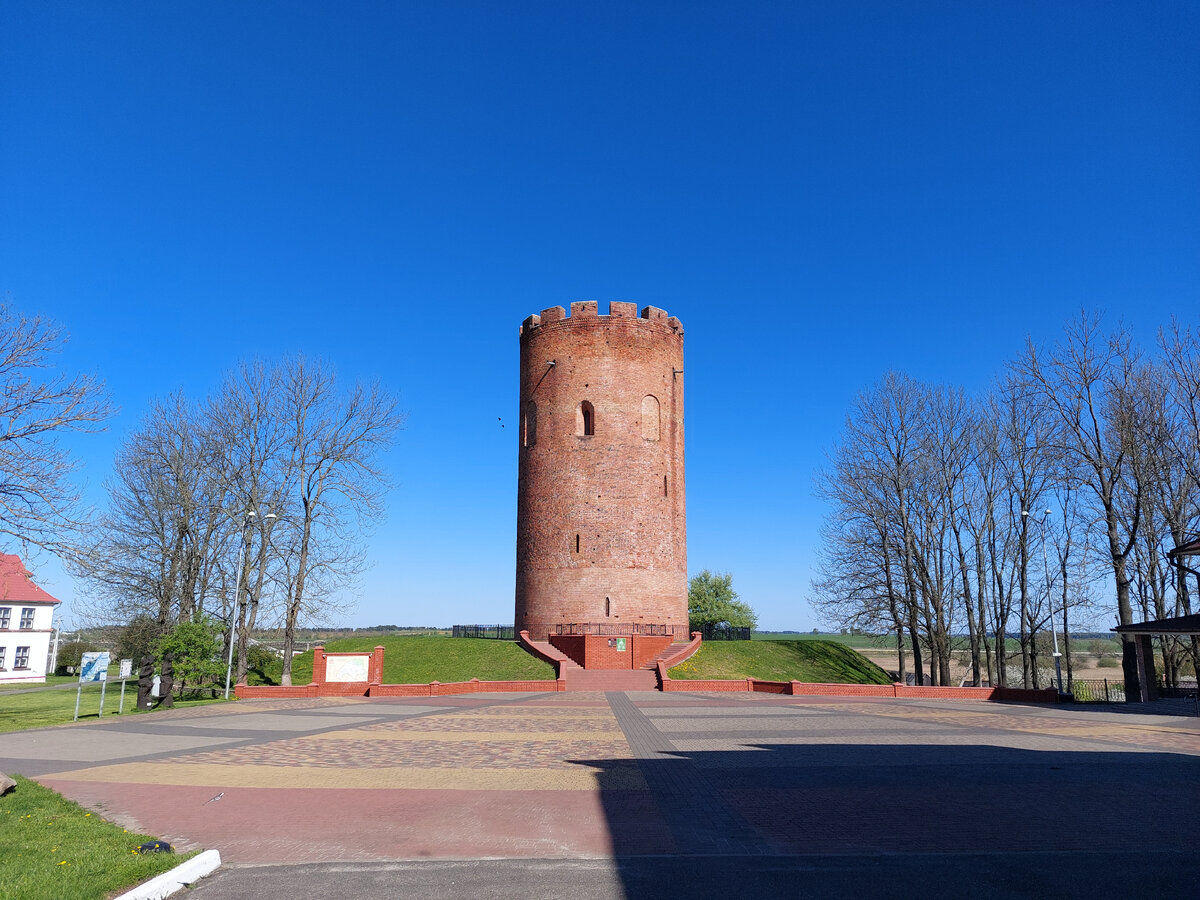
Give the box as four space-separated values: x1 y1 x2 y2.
119 658 133 679
326 655 370 683
75 651 112 721
79 652 111 683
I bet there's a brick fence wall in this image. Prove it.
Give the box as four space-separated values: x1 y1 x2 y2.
655 665 1060 702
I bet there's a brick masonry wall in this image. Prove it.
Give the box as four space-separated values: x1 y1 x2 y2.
516 302 687 640
658 673 1062 703
549 633 673 669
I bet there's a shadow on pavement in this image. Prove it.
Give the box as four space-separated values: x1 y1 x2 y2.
576 742 1200 898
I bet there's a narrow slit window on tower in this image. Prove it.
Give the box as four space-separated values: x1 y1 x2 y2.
664 475 668 496
605 597 611 617
641 395 660 440
577 400 595 436
575 533 580 554
523 400 537 448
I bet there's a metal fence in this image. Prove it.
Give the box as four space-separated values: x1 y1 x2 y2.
1072 677 1198 703
1156 678 1199 700
1070 678 1126 703
553 623 679 637
696 623 752 641
451 625 515 640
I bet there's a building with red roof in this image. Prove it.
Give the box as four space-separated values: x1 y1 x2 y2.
0 554 62 683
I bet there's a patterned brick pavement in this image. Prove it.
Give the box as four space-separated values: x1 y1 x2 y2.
3 691 1198 868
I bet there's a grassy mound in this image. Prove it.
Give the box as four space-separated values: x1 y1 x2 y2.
669 639 892 684
251 635 555 685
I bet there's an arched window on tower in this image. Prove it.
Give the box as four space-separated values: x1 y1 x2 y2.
577 400 595 436
523 400 536 447
641 395 660 441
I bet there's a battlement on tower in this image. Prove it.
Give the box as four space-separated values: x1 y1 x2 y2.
521 301 683 336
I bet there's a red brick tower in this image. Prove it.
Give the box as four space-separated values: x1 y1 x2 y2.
515 301 687 653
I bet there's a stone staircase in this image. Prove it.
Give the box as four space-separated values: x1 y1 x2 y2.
519 633 692 691
640 642 693 671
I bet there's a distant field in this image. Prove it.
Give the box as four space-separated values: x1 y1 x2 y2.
755 632 1125 654
670 639 892 684
252 635 556 685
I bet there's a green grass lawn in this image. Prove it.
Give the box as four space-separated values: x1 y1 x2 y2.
0 776 195 900
0 682 227 734
670 639 893 684
251 635 556 685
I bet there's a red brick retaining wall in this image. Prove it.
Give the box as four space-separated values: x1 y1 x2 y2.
656 669 1060 702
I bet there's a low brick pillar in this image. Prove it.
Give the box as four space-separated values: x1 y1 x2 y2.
312 645 328 684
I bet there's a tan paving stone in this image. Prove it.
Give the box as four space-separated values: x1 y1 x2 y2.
46 761 647 790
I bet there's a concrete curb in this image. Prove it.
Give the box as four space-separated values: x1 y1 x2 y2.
114 848 221 900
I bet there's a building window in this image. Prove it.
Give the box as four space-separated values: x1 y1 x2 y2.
605 597 611 617
0 608 9 629
663 475 668 496
641 395 660 440
523 400 537 448
577 401 595 436
19 608 34 630
574 533 581 554
0 647 6 669
14 646 30 669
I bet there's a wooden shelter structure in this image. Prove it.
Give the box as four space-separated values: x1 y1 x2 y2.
1112 535 1200 702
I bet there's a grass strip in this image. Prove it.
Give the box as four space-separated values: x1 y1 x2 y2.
0 775 197 900
251 635 556 686
669 639 892 683
0 684 227 734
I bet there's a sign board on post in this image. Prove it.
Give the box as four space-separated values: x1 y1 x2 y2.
79 652 110 683
75 651 112 721
118 658 133 714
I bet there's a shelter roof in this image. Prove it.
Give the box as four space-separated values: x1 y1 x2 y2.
1168 536 1200 559
0 554 62 605
1114 613 1200 635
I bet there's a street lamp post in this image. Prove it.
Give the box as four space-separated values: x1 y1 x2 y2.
224 510 276 699
1024 508 1064 695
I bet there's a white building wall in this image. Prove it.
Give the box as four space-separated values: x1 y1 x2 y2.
0 601 56 683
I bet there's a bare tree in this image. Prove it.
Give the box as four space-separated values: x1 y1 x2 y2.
1012 313 1148 698
0 303 112 557
79 355 403 677
274 357 405 685
78 393 230 631
207 362 288 682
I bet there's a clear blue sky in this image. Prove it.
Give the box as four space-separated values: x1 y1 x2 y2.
2 2 1197 631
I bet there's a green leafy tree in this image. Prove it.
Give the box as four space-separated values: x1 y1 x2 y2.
155 616 224 696
688 570 757 630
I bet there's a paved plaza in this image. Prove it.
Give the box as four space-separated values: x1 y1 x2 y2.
3 692 1200 898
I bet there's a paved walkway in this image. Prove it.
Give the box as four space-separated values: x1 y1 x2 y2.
4 693 1200 897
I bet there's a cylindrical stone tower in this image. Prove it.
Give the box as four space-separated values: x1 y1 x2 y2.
515 301 687 642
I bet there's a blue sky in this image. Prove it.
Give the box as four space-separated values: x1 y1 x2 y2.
2 2 1197 631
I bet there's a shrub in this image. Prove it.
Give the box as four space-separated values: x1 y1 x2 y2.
55 641 102 675
246 644 278 684
1097 656 1120 668
155 616 225 696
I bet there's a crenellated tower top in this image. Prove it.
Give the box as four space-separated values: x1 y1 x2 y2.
521 301 683 336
